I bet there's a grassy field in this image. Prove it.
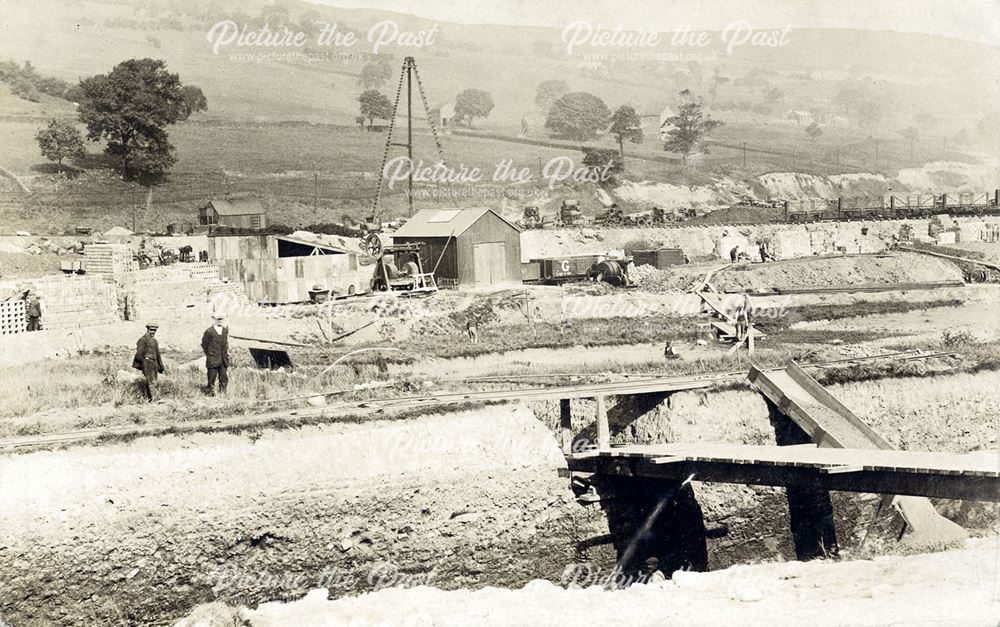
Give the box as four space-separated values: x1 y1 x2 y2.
1 0 997 233
2 291 996 440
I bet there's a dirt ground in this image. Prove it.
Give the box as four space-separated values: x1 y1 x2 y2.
178 536 1000 626
3 370 998 626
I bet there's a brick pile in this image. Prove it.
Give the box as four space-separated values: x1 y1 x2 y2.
129 262 249 320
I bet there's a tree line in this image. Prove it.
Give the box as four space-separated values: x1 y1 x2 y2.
28 58 207 182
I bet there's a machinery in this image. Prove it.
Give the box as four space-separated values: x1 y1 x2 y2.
363 57 450 258
370 243 438 294
557 200 586 227
519 205 545 229
588 258 635 287
134 239 177 269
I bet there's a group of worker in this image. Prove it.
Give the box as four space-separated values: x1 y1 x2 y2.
729 240 773 263
132 313 231 401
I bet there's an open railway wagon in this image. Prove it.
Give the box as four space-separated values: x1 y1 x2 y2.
786 190 1000 223
525 254 635 287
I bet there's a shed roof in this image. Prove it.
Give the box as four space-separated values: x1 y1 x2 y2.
205 199 266 216
276 233 357 255
392 207 521 238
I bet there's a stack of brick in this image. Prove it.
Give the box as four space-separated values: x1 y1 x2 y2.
129 262 249 320
35 275 119 331
0 276 120 332
83 243 137 282
0 299 26 335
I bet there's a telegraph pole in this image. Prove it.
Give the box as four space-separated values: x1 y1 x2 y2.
406 58 413 218
313 172 318 215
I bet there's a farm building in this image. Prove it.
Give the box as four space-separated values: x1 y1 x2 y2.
199 199 268 229
209 233 368 304
391 207 522 288
429 101 456 128
659 105 676 140
786 110 816 126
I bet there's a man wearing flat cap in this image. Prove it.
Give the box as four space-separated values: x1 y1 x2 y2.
133 323 164 401
201 313 230 395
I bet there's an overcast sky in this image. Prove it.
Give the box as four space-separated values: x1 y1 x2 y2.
309 0 1000 47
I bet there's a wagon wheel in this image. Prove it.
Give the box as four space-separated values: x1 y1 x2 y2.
364 232 383 258
635 217 651 228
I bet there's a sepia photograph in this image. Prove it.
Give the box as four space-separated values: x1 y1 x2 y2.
0 0 998 624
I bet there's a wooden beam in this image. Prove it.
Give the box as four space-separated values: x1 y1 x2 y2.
822 465 864 474
560 398 573 455
595 395 610 451
649 456 687 465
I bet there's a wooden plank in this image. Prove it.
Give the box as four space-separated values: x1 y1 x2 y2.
649 456 688 465
822 465 864 474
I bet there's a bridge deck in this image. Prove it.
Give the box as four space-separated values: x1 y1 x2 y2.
567 443 1000 502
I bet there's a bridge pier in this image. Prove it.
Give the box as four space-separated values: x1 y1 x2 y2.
766 398 840 560
592 475 708 582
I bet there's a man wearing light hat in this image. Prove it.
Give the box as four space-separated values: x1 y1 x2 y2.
132 323 164 401
201 313 230 395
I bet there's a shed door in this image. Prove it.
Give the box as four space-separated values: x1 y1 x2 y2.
472 242 506 286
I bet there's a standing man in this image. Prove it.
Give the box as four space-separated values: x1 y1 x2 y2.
133 323 164 401
201 313 230 395
24 288 42 331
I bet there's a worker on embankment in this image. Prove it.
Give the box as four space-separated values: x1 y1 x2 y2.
201 313 230 395
133 323 164 401
734 294 753 342
24 288 42 331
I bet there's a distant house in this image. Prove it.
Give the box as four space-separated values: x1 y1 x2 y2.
430 101 456 129
391 207 522 287
786 110 815 126
199 199 267 229
659 105 677 141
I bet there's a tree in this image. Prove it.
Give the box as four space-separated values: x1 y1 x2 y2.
805 122 823 141
179 85 208 120
762 85 783 105
898 126 918 159
535 79 569 113
609 105 642 161
662 90 722 165
545 92 611 140
582 147 623 174
35 119 85 173
454 88 494 128
358 89 392 130
358 56 393 91
76 58 190 180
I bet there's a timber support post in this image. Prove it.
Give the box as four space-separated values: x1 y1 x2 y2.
595 395 610 451
560 398 573 454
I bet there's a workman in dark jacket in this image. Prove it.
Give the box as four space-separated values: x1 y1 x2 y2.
24 289 42 331
133 323 164 401
201 313 230 395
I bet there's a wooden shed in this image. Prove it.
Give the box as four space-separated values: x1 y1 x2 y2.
209 234 368 304
391 207 522 288
199 199 267 229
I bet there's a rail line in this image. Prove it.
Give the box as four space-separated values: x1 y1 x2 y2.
0 350 957 453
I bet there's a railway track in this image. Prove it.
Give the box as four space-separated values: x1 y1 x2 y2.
0 350 958 453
